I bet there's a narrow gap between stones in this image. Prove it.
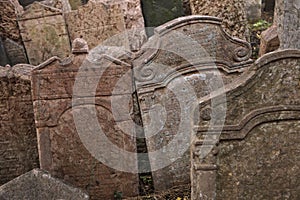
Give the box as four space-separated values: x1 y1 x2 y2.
132 73 155 196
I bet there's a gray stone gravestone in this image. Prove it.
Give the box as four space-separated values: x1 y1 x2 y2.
133 15 252 192
192 49 300 199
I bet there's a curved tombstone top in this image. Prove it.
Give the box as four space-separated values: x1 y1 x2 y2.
133 15 253 90
195 49 300 140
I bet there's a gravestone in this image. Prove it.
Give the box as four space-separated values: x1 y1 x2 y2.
65 1 127 50
0 64 39 186
96 0 147 51
0 169 89 199
31 45 139 199
18 2 71 65
189 0 249 40
0 0 22 42
192 50 300 199
133 16 252 191
274 0 300 49
3 38 28 65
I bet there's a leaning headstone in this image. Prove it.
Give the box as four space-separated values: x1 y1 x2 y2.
97 0 147 51
65 1 127 50
274 0 300 49
0 169 89 199
18 2 71 65
3 38 28 65
31 46 139 199
133 16 252 192
189 0 249 40
0 64 39 186
192 49 300 199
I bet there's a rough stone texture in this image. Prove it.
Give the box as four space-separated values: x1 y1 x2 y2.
0 0 27 66
192 50 300 199
245 0 261 22
0 0 22 42
31 48 139 199
217 120 300 199
259 25 279 56
134 16 252 192
274 0 300 49
97 0 147 51
3 38 28 65
72 38 89 53
0 64 39 186
18 2 71 65
0 169 89 199
65 1 127 50
189 0 249 40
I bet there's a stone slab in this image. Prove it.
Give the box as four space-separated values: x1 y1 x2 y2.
274 0 300 49
0 169 89 199
0 64 39 186
133 16 252 192
18 2 71 65
189 0 249 40
31 48 139 199
65 1 127 50
3 38 28 65
192 49 300 199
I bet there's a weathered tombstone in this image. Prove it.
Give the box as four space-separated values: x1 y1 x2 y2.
189 0 249 40
65 1 127 50
0 169 89 199
274 0 300 49
133 16 252 191
0 0 22 42
31 43 139 199
18 2 71 65
3 38 28 65
96 0 147 51
0 0 28 65
0 64 39 186
192 49 300 199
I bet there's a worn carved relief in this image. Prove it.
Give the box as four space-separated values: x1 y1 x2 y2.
133 16 252 191
31 46 139 199
192 49 300 199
